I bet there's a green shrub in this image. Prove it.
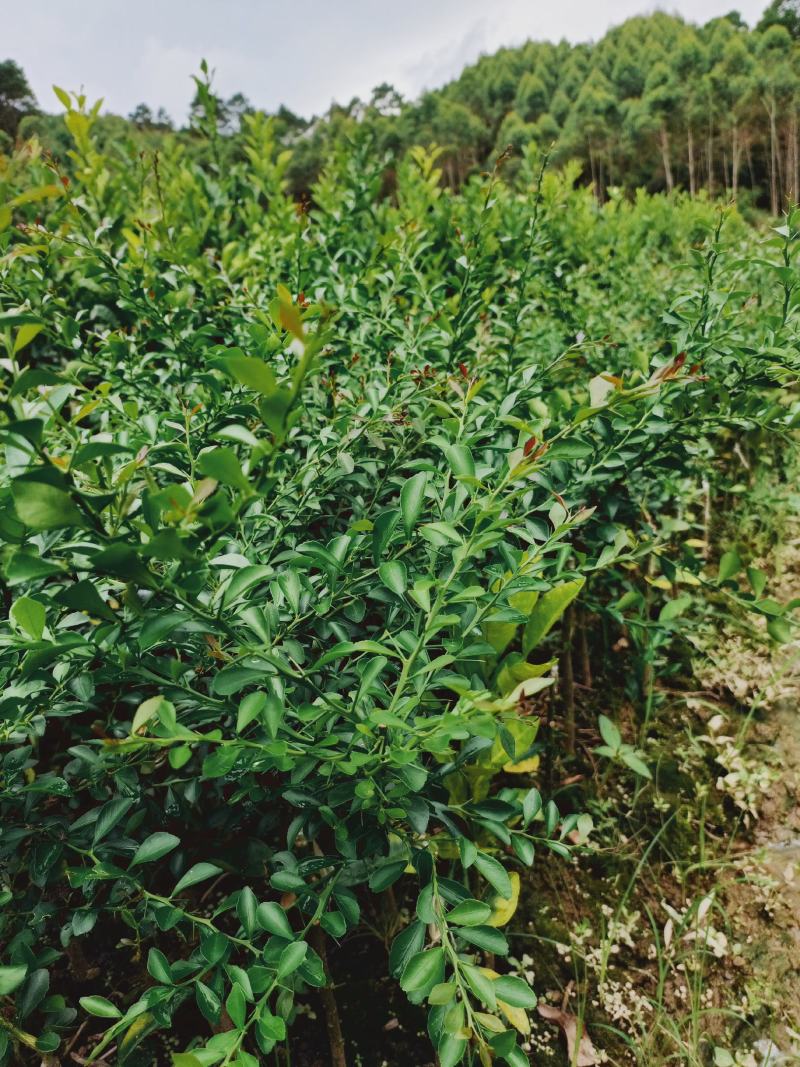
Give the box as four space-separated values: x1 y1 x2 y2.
0 89 797 1066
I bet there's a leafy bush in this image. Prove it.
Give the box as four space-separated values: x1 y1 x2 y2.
0 91 798 1066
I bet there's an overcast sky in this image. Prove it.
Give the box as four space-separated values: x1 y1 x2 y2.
12 1 768 124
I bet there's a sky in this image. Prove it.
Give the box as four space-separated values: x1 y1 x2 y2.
11 0 769 125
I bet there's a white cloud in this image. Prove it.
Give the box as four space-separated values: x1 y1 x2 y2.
11 0 771 123
402 18 490 97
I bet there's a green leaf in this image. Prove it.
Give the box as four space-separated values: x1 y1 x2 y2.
56 580 117 622
522 578 584 654
237 692 267 733
446 899 492 927
474 852 512 899
400 472 427 538
263 695 284 738
257 1011 287 1042
767 616 793 644
378 560 407 596
372 508 400 563
443 443 475 480
598 715 621 752
0 965 27 995
53 85 71 108
620 750 652 779
79 995 122 1019
226 983 247 1029
493 975 536 1008
237 886 258 936
10 597 46 640
321 910 346 937
522 788 542 828
256 902 293 939
218 352 277 396
131 695 168 736
456 925 508 955
147 949 173 985
368 860 407 892
0 310 44 327
658 594 692 623
195 981 221 1024
458 837 477 869
13 323 44 354
171 1053 204 1067
17 969 48 1019
400 948 444 993
202 745 240 778
428 982 456 1005
389 921 426 979
130 832 180 867
747 567 767 597
462 963 496 1010
276 941 307 978
438 1033 468 1067
5 550 65 585
173 863 222 896
718 550 741 582
197 447 250 490
12 481 85 531
420 521 462 546
315 639 400 667
93 798 133 844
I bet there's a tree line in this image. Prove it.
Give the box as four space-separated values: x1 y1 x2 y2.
3 0 800 210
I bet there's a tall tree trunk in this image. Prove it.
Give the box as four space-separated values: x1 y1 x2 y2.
588 146 599 202
731 125 741 199
706 121 714 197
660 125 674 192
688 127 696 196
578 608 592 688
784 111 798 205
768 100 779 216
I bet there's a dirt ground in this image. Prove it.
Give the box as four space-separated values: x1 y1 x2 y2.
713 525 800 1063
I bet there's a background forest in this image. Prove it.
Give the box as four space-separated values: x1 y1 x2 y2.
2 2 800 1067
2 1 800 208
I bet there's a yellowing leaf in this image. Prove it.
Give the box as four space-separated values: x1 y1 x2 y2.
646 576 672 590
522 578 584 655
122 227 142 249
72 399 102 424
498 998 530 1035
496 655 554 697
484 620 517 656
503 755 540 774
479 966 530 1035
13 323 43 354
509 588 539 614
278 294 304 339
132 695 166 736
487 872 520 928
483 583 540 658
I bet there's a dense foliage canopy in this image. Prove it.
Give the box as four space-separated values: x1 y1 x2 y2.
0 51 799 1067
13 4 800 209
